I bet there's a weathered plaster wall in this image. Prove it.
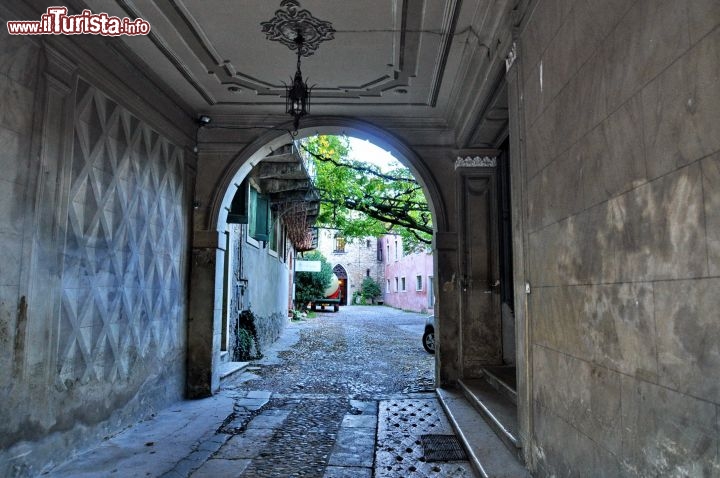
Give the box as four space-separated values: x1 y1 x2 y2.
381 235 434 313
519 0 720 474
232 224 291 352
0 23 43 477
0 9 195 474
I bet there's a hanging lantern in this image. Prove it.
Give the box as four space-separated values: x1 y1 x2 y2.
286 33 311 134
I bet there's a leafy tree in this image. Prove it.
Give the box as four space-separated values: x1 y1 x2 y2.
360 277 382 303
301 135 432 253
294 250 333 309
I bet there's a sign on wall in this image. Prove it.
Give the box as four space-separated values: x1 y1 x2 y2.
296 260 321 272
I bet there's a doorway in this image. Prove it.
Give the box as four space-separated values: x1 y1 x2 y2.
457 143 516 376
455 137 522 461
332 264 348 306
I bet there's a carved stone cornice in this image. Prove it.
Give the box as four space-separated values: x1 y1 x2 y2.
455 156 497 169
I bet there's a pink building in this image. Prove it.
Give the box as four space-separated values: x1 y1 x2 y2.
380 234 435 313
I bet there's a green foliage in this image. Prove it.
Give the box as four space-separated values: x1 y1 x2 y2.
235 329 253 359
302 135 432 253
352 290 363 305
360 276 381 301
233 309 262 361
295 250 333 308
351 278 382 305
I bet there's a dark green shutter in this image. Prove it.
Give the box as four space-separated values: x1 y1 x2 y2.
251 194 270 242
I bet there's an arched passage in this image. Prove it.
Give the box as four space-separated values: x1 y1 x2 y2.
331 264 348 306
187 117 451 398
209 117 448 233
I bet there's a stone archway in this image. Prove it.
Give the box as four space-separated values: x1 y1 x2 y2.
208 117 448 233
187 116 454 398
332 264 348 306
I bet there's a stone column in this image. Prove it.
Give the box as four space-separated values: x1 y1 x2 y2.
186 230 225 398
22 46 75 389
434 231 460 386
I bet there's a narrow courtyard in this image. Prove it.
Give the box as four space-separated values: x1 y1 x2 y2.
46 306 476 478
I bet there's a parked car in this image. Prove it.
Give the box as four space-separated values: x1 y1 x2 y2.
422 315 435 354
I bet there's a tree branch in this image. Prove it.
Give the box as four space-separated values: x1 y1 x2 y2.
300 143 418 184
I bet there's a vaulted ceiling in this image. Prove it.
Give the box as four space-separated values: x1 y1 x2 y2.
82 0 515 148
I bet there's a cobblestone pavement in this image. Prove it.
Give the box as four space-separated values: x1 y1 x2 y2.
47 306 477 478
224 305 436 397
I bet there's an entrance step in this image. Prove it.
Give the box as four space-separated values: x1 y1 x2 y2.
436 387 530 478
481 366 517 404
458 378 521 460
219 361 249 380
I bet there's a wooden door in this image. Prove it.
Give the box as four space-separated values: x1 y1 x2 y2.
458 168 502 377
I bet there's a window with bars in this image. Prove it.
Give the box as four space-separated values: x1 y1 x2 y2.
334 236 346 253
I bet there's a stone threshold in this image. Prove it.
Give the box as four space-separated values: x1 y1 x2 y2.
219 361 250 380
458 378 521 457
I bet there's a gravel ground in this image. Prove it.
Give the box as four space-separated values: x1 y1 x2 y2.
223 305 435 399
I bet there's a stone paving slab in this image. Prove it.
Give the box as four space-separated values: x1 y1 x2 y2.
341 414 377 428
215 428 275 459
350 400 377 415
246 409 291 429
190 457 250 477
323 465 373 478
327 427 375 467
246 390 273 399
219 361 250 379
235 397 271 411
45 394 235 478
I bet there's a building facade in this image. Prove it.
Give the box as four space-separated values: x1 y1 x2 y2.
314 228 383 305
381 234 435 313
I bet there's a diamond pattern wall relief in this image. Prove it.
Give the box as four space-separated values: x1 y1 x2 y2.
57 80 187 387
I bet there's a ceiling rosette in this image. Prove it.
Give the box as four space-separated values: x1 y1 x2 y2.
261 0 336 56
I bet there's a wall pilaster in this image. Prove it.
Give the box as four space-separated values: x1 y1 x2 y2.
186 230 225 398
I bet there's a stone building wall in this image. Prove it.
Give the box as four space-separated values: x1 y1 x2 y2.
0 9 195 475
225 223 292 358
518 0 720 475
315 228 383 300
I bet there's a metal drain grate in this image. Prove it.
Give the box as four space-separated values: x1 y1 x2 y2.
420 434 467 462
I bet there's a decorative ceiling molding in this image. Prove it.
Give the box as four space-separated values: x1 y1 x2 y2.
427 0 462 107
139 0 430 106
455 156 498 169
260 0 336 57
117 0 216 105
467 78 509 149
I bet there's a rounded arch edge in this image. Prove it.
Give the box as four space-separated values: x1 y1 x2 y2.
207 116 449 236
